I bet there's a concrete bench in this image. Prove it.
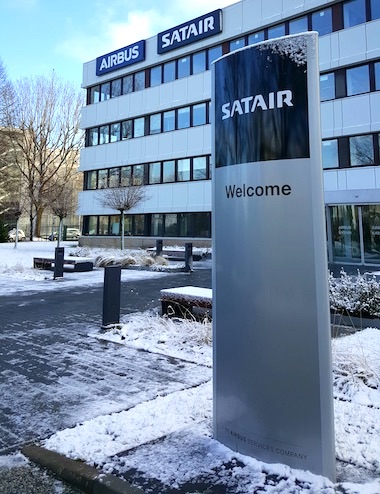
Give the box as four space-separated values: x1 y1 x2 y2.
33 256 94 272
147 248 206 261
160 286 212 319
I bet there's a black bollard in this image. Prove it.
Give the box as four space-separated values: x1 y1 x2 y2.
184 242 193 272
102 265 121 328
54 247 64 279
156 239 163 256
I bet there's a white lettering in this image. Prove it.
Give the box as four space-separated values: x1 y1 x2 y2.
110 54 118 67
131 45 139 59
99 58 108 71
221 90 294 120
277 90 293 108
251 94 267 111
161 33 171 48
204 16 215 32
160 14 218 49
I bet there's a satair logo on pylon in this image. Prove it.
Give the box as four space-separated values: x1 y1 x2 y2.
221 90 293 120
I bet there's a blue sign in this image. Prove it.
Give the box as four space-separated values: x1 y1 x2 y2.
96 40 145 76
157 10 222 54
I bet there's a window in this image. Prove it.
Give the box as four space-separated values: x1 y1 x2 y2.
163 110 175 132
362 205 380 264
133 117 145 138
193 156 207 179
122 75 133 94
109 168 120 188
349 135 374 166
99 125 109 145
151 214 164 236
90 86 100 104
331 205 360 262
268 24 285 39
230 38 246 52
193 103 207 126
320 73 335 101
371 0 380 20
289 16 308 35
122 120 132 140
99 216 110 235
194 212 211 238
164 214 178 236
322 140 339 169
98 169 108 189
311 8 332 36
248 31 264 45
343 0 366 28
193 51 206 74
149 113 161 135
100 82 111 101
208 45 222 68
124 216 132 235
177 107 190 129
132 164 144 185
134 215 145 235
121 166 131 186
179 213 193 237
375 62 380 91
178 57 190 78
163 61 176 82
163 160 175 182
110 216 120 235
177 158 190 181
110 123 120 142
134 71 145 91
86 171 97 190
88 128 98 146
346 65 370 96
87 216 98 235
111 79 121 98
149 162 161 184
150 65 162 86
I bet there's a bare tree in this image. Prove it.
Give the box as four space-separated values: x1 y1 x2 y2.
48 181 79 247
97 185 147 250
2 71 84 240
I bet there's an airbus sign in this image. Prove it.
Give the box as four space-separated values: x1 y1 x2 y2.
96 40 145 76
157 10 222 54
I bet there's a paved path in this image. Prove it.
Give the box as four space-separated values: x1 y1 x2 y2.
0 267 211 492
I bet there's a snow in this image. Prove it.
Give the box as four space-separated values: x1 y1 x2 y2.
1 241 380 493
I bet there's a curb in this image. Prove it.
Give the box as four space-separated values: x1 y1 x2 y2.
21 444 143 494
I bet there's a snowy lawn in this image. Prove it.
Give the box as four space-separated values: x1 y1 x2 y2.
1 241 380 492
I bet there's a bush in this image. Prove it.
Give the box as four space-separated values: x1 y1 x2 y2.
0 220 8 243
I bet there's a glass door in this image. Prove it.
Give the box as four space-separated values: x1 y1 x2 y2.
330 205 361 264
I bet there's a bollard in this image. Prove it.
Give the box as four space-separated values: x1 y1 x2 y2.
184 242 193 272
54 247 64 279
156 239 163 256
102 265 121 328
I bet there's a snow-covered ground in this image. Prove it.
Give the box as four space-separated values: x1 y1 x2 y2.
1 241 379 493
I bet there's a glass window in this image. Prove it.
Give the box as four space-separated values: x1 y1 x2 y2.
133 117 145 137
208 45 223 68
151 214 164 236
178 57 190 78
99 216 109 235
134 71 145 91
122 120 132 140
248 31 264 45
375 62 380 91
111 79 121 98
89 86 100 104
289 16 308 35
164 214 177 236
320 73 335 101
150 65 162 86
163 110 175 132
343 0 366 28
322 140 339 168
149 113 161 135
110 123 120 142
88 128 99 146
370 0 380 20
163 61 176 82
163 160 175 182
193 103 207 126
179 213 193 237
109 168 120 188
149 162 161 184
177 158 190 181
311 8 332 36
194 212 211 238
124 215 132 235
346 65 370 96
110 216 120 235
132 164 144 185
87 216 98 235
134 215 145 235
121 166 131 186
268 24 285 39
99 125 109 145
229 38 246 52
193 156 207 179
331 205 360 263
349 135 374 166
362 205 380 264
193 51 206 74
86 171 97 190
100 82 111 101
177 107 190 129
122 75 133 94
98 169 108 189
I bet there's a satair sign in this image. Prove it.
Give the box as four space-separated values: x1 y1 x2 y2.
157 10 222 54
96 40 145 76
212 33 336 481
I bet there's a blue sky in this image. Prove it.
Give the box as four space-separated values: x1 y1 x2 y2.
0 0 237 88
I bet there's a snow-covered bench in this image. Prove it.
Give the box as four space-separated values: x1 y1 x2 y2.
160 286 212 319
33 256 94 272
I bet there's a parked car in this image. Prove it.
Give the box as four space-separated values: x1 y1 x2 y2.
48 228 81 241
8 228 26 242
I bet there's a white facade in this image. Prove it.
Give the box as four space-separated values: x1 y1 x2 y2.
79 0 380 265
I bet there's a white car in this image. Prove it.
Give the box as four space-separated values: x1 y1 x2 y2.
8 228 26 242
49 228 81 241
